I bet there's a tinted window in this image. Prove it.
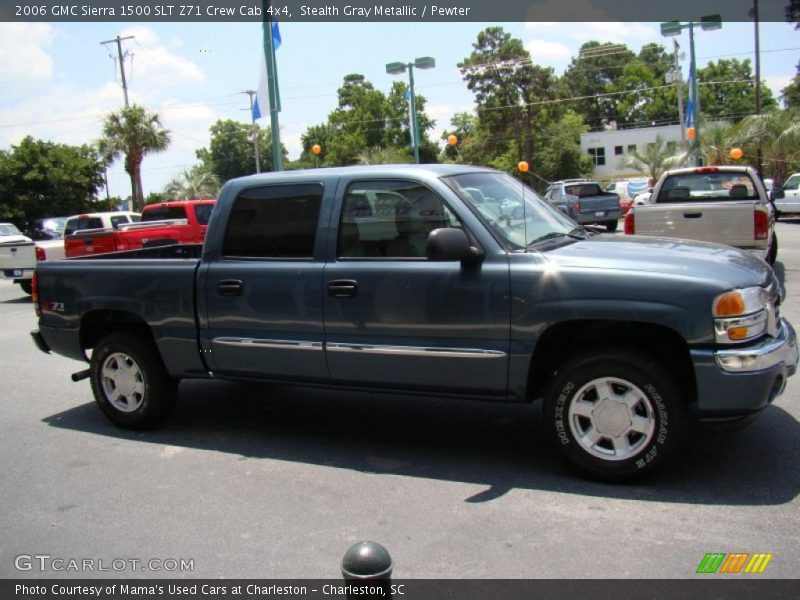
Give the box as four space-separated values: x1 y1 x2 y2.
339 180 462 258
223 184 322 258
194 204 214 225
65 217 103 236
142 207 187 222
656 172 758 203
110 215 130 228
564 183 603 197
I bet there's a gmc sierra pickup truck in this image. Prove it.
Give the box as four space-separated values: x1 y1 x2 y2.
31 165 798 480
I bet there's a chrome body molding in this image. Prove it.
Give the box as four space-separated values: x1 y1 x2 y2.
214 338 324 351
325 343 506 359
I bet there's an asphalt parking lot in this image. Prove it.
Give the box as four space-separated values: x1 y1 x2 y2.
1 222 798 579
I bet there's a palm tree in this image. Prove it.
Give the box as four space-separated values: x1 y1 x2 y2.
737 109 800 184
622 135 687 182
99 105 171 211
163 165 219 201
699 121 739 166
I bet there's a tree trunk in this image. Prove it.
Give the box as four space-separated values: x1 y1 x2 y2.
134 167 144 212
127 171 138 211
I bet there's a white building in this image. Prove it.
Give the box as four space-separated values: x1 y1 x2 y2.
580 124 684 180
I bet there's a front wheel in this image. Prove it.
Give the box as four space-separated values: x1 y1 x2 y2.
90 332 178 429
544 348 687 481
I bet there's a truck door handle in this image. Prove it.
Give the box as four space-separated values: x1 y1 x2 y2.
217 279 244 296
683 212 703 218
328 279 358 298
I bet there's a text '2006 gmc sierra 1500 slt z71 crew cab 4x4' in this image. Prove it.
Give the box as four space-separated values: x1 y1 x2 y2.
30 165 798 481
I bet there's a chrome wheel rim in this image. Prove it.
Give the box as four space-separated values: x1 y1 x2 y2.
101 352 145 413
568 377 656 462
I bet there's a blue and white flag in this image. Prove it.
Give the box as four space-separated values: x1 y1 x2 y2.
684 62 695 129
252 22 281 121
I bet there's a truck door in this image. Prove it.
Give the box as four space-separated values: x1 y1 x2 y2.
203 182 329 381
322 178 510 395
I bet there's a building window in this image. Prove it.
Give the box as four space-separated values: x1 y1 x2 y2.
614 145 623 155
588 147 606 166
627 144 637 154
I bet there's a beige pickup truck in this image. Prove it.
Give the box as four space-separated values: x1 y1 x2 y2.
624 166 777 264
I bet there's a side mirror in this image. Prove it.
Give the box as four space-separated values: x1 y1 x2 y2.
770 187 785 201
426 228 483 265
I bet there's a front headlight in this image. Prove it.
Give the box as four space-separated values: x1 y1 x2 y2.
713 287 769 343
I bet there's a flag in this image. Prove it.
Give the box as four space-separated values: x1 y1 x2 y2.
252 22 281 121
684 62 695 129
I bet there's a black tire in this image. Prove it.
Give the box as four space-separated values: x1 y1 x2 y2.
605 220 619 233
767 234 778 265
19 280 32 295
543 347 687 481
90 332 178 430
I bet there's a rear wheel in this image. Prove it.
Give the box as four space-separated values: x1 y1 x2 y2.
19 280 32 295
605 220 619 233
544 348 687 481
90 332 177 429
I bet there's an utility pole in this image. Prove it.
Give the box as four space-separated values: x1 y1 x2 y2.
100 35 135 108
243 90 261 173
753 0 763 176
263 19 282 171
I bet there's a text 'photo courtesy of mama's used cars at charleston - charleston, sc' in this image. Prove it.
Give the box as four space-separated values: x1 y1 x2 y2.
31 165 798 481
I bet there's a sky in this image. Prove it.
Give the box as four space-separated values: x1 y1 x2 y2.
0 19 797 199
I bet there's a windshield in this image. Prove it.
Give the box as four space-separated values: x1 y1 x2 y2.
784 175 800 191
0 223 23 236
443 172 577 249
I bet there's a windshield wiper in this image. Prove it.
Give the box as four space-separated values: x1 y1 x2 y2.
527 230 586 247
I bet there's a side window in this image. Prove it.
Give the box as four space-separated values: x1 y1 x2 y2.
110 216 129 229
339 180 462 258
194 204 214 225
784 176 800 191
222 183 323 259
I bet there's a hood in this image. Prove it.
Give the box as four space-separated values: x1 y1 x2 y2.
545 235 772 289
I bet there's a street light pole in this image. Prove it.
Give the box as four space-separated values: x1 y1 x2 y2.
688 23 700 165
387 57 435 165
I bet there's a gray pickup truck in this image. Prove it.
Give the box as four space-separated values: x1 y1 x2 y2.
31 165 798 481
544 179 621 232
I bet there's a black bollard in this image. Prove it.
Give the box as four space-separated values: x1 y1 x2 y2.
341 541 393 600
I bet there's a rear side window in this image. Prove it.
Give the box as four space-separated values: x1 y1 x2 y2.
657 172 758 203
564 183 602 197
194 204 214 225
142 206 187 222
65 217 103 235
223 184 323 259
110 216 130 229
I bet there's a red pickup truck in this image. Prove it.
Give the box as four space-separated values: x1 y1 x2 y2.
65 200 215 258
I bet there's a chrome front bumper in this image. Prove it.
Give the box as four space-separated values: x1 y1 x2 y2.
716 318 798 373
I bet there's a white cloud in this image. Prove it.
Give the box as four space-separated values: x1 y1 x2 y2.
0 23 55 87
118 26 205 89
525 39 572 63
568 22 657 43
282 128 304 159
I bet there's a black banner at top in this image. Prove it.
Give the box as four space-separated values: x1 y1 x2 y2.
0 0 793 23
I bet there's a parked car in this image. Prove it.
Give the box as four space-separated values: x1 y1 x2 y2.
771 172 800 219
0 223 35 293
625 166 778 264
32 165 797 481
545 179 621 231
25 217 68 241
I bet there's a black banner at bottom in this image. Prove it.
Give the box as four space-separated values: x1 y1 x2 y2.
4 579 800 600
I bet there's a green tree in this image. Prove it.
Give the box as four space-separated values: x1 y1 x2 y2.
781 62 800 108
440 112 479 162
98 105 171 212
0 136 105 223
622 135 687 182
357 147 413 165
164 164 220 201
560 41 637 130
696 59 776 122
196 119 286 184
458 27 559 165
699 121 739 165
737 109 800 183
